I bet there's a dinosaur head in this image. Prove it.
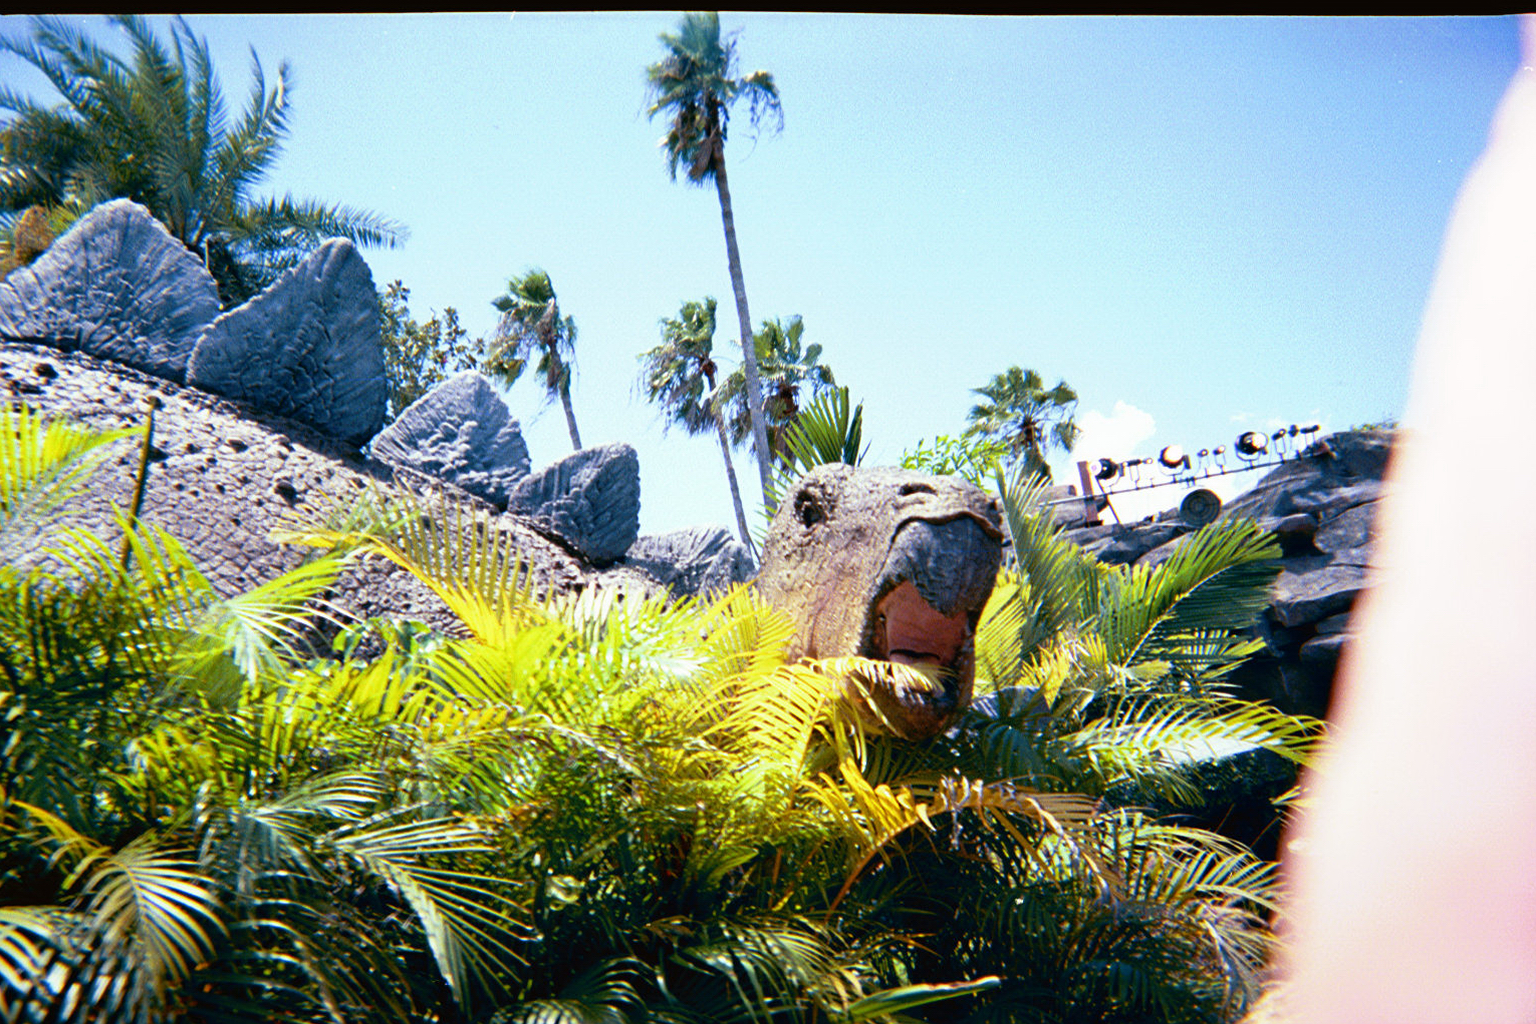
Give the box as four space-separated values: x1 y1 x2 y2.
755 464 1004 740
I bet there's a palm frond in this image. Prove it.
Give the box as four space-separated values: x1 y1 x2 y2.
275 482 548 647
323 809 527 1004
0 404 134 560
1099 518 1281 670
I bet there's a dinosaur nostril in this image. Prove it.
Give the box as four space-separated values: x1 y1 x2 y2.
899 482 936 497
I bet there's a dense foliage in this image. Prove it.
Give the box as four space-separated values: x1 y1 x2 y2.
902 434 1012 492
377 280 485 422
0 406 1317 1023
0 15 404 306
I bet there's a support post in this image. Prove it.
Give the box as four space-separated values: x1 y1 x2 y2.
1077 460 1102 527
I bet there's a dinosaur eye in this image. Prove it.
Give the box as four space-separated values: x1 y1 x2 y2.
795 490 825 528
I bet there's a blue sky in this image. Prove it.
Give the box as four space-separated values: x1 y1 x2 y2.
1 14 1520 533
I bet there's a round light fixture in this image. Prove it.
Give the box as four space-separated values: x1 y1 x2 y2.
1236 431 1268 456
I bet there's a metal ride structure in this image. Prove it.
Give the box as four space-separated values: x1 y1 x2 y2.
1055 423 1325 528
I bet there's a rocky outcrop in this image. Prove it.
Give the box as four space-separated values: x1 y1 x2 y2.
0 199 755 617
1060 520 1192 567
624 526 756 600
187 239 386 447
0 200 220 383
1060 431 1392 718
369 370 530 507
505 443 641 567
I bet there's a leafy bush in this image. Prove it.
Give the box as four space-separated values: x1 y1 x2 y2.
901 433 1011 491
1 408 1318 1023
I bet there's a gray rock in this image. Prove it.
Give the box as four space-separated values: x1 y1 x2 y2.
625 526 755 599
1069 521 1189 566
1136 533 1189 569
1326 429 1395 480
1315 501 1377 555
1289 480 1384 519
1270 556 1372 628
369 371 530 507
1058 522 1115 547
506 443 640 566
0 199 219 382
1313 612 1353 636
1260 512 1319 540
186 239 386 447
1220 431 1392 523
1299 631 1352 663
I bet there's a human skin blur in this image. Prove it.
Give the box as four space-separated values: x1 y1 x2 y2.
1277 17 1536 1024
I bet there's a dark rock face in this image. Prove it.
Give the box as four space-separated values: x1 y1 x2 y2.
1269 557 1371 628
186 239 386 447
1220 431 1392 522
369 371 530 508
1060 520 1191 566
624 526 756 600
0 199 219 383
1059 431 1393 719
506 443 641 567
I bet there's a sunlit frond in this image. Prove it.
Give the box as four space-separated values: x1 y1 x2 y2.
0 404 133 560
323 810 528 1003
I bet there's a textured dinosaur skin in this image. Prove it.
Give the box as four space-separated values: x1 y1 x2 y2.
0 341 652 631
755 464 1005 740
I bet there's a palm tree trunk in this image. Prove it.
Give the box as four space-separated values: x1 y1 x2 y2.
712 153 776 512
560 384 583 450
714 410 756 558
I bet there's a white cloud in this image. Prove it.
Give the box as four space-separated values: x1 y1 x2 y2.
1072 401 1157 462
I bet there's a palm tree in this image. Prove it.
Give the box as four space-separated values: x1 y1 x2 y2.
645 12 783 507
639 297 754 552
487 268 583 451
965 365 1081 481
0 15 404 305
720 315 836 469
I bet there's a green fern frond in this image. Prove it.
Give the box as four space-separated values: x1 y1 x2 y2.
0 404 134 559
324 809 529 1004
274 483 548 646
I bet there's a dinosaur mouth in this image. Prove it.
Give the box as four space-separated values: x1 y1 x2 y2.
874 580 969 669
855 515 999 740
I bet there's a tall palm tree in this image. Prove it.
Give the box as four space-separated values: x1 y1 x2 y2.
964 365 1081 481
487 268 582 451
639 297 754 551
720 315 836 469
645 11 783 507
0 15 404 306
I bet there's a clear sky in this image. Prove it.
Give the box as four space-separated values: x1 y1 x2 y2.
2 14 1521 533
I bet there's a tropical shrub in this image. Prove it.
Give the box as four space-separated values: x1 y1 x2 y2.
377 280 485 422
1 406 1318 1023
901 433 1011 491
